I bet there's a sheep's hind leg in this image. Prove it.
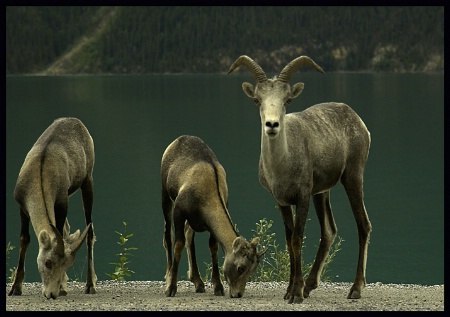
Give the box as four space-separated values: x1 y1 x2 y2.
162 191 173 285
185 223 205 293
165 209 186 297
81 177 97 294
342 173 372 299
209 234 224 296
8 207 31 296
304 191 337 298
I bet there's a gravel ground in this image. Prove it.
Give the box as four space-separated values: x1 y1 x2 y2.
6 281 444 311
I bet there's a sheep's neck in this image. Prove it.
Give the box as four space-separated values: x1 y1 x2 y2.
260 127 290 174
21 190 56 238
219 231 238 255
205 205 238 255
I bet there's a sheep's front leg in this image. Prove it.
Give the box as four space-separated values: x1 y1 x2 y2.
288 199 310 304
278 205 295 301
59 273 69 296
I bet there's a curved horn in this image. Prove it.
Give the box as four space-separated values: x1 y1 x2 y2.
227 55 268 84
50 224 65 257
278 56 325 83
70 223 91 256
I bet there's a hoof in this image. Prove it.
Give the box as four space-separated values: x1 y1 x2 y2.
84 286 97 294
303 281 317 298
347 289 361 299
303 289 310 298
8 288 22 296
214 285 225 296
288 295 304 304
165 286 177 297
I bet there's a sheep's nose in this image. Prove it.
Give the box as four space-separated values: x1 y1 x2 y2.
265 121 279 128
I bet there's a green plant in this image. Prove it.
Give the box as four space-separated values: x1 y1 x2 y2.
105 221 138 281
6 242 16 283
203 262 214 283
249 218 291 282
68 256 87 282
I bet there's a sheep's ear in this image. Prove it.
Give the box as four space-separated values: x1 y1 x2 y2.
232 236 245 253
250 237 260 248
291 82 304 98
39 230 52 250
242 82 254 98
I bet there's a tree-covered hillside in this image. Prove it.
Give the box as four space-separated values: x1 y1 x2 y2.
6 6 444 74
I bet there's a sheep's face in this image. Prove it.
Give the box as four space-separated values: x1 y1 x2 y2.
37 225 89 299
242 80 304 139
223 236 266 298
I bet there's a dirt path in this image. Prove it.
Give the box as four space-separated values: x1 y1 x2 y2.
6 281 444 311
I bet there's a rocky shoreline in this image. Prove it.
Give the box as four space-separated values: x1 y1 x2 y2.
6 281 444 311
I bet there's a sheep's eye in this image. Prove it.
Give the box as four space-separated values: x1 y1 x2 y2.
45 260 52 270
253 98 260 106
285 98 292 106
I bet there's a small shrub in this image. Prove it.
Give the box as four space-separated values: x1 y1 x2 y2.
105 221 138 281
6 242 16 283
251 218 343 282
68 257 87 282
249 218 291 282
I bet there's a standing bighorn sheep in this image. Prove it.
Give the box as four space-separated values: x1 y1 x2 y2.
8 117 97 299
228 55 372 304
161 135 266 298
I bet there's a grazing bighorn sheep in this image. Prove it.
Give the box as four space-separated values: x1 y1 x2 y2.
8 117 97 299
161 135 266 298
228 55 372 304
